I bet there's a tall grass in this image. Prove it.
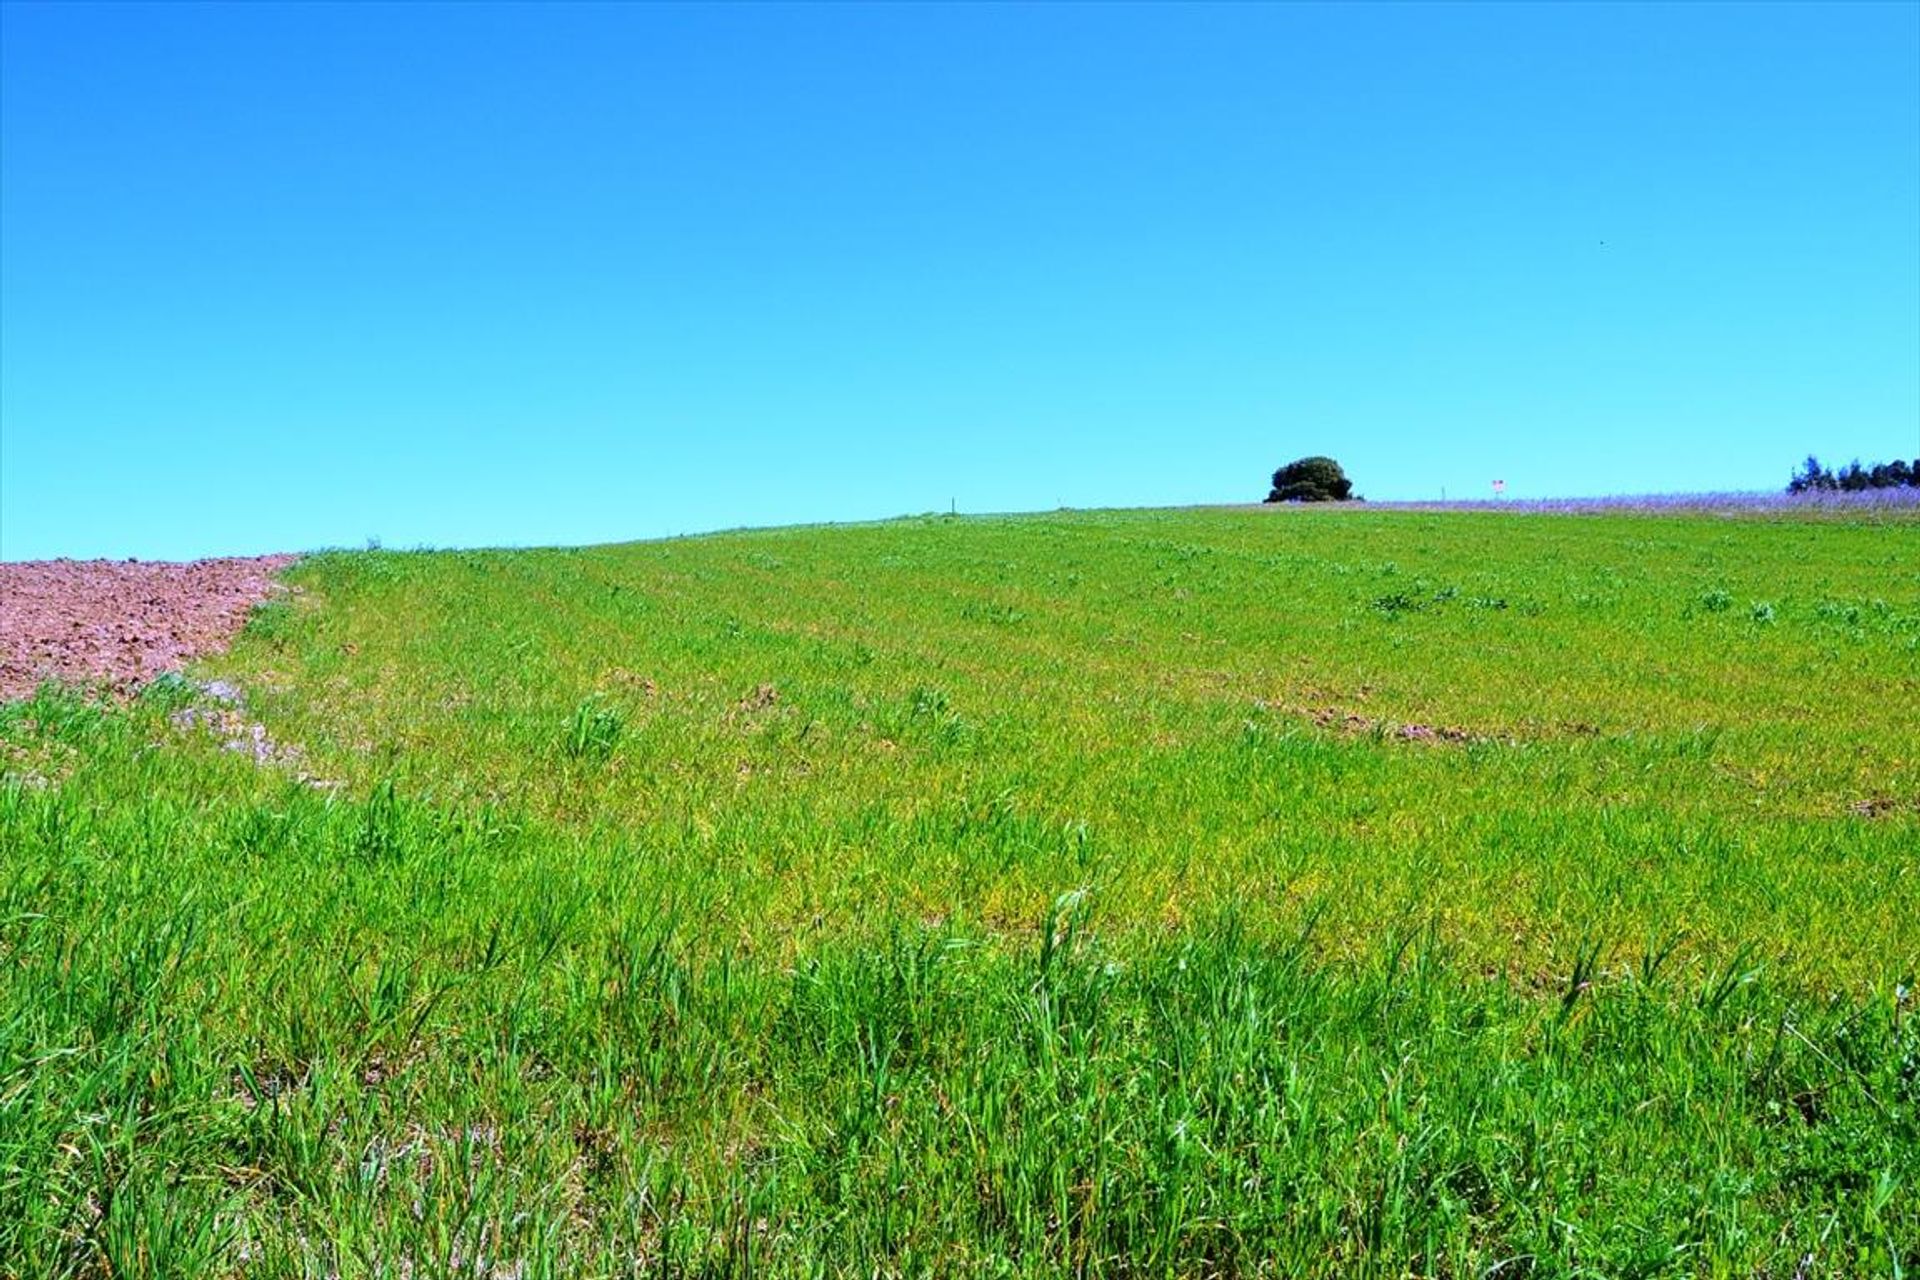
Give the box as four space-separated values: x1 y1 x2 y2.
3 506 1916 1275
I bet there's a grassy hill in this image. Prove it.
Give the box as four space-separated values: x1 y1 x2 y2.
5 506 1917 1276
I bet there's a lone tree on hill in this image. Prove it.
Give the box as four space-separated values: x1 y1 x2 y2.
1266 456 1355 503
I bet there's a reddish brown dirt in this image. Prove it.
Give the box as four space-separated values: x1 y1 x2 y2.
0 556 296 702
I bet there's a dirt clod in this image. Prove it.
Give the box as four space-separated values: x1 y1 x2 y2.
0 556 295 701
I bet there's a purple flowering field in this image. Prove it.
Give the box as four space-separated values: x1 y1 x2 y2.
1366 487 1920 515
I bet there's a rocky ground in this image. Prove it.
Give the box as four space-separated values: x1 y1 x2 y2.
0 555 296 702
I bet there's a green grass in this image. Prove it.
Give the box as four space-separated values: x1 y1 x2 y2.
4 506 1917 1277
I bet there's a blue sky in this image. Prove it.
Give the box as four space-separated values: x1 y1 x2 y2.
2 1 1915 560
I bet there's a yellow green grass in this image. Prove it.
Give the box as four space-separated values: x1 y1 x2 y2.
4 506 1917 1276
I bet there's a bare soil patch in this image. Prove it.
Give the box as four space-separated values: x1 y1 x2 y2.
0 556 296 701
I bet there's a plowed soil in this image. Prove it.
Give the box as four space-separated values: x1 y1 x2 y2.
0 556 296 701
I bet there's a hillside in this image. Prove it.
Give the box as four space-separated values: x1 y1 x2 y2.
4 506 1917 1275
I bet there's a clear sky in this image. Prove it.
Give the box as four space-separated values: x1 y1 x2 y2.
2 1 1916 560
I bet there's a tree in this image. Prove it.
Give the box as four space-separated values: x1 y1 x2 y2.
1787 455 1836 494
1870 459 1914 488
1266 456 1354 503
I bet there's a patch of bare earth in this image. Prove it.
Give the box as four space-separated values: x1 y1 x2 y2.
0 555 296 701
1849 794 1918 820
1256 699 1492 745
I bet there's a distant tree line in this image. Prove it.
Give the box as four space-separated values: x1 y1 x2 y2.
1787 455 1920 493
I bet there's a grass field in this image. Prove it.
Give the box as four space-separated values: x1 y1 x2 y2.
4 506 1917 1277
